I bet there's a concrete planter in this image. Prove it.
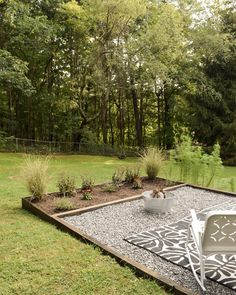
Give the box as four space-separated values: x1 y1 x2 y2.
142 191 175 214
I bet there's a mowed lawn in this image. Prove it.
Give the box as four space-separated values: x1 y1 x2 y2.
0 153 169 295
0 153 235 295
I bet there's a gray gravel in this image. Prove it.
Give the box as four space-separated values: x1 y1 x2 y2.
63 186 236 295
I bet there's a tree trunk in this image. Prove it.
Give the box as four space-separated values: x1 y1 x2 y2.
130 77 143 147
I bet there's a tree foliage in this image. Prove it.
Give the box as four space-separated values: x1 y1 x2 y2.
0 0 235 162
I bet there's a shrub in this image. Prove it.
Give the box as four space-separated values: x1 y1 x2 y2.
140 148 164 180
81 175 94 191
21 156 49 200
103 183 118 192
132 177 143 189
54 197 75 211
125 166 140 183
57 173 76 197
81 191 93 200
174 136 223 186
205 143 223 187
112 167 125 185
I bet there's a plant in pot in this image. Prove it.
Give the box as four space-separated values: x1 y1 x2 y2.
142 187 175 214
81 175 94 193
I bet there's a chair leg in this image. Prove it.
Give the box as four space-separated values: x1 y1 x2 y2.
200 255 206 286
186 225 206 292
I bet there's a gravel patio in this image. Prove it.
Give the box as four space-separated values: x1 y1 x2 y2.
63 186 236 295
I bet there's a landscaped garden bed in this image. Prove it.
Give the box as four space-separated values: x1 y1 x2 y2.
29 177 178 215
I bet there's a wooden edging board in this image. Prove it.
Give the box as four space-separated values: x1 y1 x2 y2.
22 182 236 295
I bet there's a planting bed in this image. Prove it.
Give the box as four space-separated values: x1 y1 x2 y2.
30 177 177 215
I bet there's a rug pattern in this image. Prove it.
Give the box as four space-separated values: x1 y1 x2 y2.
125 199 236 290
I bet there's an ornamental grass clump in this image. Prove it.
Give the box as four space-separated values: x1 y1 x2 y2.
21 156 49 200
140 148 164 180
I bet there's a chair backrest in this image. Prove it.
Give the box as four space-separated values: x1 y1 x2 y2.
202 211 236 254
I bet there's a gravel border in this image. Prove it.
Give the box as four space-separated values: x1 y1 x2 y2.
63 186 236 295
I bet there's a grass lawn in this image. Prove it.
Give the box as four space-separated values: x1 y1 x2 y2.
0 153 235 295
0 153 168 295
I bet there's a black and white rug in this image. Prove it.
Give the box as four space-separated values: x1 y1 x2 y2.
125 199 236 290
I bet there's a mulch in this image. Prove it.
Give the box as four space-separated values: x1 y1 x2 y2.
32 177 177 215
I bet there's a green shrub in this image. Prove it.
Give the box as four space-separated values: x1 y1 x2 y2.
140 148 164 180
174 136 223 186
205 143 223 187
21 156 49 200
57 173 76 197
54 197 75 211
132 177 143 189
81 191 93 200
125 166 140 183
103 183 118 192
112 167 125 185
81 175 94 191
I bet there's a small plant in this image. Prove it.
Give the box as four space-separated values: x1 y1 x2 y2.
21 156 49 200
140 148 164 180
112 167 125 185
125 166 140 183
57 173 76 197
132 177 143 189
54 197 75 211
81 175 94 191
81 191 93 200
151 188 165 199
103 183 118 192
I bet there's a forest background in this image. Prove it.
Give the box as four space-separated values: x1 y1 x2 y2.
0 0 235 164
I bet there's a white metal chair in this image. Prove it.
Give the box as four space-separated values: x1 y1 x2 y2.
186 209 236 291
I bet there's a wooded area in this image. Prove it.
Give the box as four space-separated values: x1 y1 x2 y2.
0 0 235 163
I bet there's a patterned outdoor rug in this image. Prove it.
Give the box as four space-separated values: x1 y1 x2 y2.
125 199 236 290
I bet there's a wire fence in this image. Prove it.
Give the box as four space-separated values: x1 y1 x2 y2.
0 137 140 157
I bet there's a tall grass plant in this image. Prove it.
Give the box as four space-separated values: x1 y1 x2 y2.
140 148 164 180
21 155 49 200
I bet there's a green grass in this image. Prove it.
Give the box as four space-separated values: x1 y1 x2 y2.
0 153 168 295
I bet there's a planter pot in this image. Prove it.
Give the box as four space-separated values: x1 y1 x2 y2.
142 191 175 214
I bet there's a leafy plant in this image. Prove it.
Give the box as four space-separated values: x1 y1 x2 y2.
54 197 75 211
81 175 94 191
140 148 164 180
103 183 118 192
125 166 140 183
205 143 223 187
174 136 223 186
81 191 93 200
132 177 143 189
21 156 49 200
57 173 76 197
112 167 125 185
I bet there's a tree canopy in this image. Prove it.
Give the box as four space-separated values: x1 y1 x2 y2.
0 0 235 163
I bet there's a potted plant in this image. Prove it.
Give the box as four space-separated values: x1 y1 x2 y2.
142 188 175 214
